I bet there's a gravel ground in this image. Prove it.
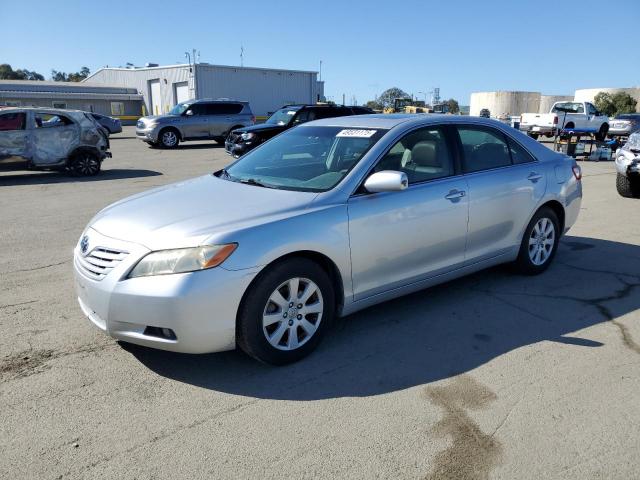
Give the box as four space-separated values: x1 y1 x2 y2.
1 127 639 479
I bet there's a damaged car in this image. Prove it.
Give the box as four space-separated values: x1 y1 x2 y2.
615 131 640 198
0 107 111 176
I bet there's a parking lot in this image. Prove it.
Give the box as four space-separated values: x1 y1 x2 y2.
1 126 639 479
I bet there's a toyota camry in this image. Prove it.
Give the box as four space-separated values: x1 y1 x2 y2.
74 115 582 364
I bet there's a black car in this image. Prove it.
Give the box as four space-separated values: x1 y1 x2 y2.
225 104 373 157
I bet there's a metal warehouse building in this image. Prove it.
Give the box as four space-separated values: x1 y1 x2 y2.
0 80 143 123
85 63 324 120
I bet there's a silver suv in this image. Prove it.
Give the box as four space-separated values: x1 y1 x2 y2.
136 99 255 148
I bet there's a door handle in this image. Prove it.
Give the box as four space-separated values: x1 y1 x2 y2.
527 172 543 182
445 190 466 201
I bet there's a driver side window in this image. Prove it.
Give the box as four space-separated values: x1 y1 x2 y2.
373 127 453 184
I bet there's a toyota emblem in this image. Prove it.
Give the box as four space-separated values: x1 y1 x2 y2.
80 235 90 255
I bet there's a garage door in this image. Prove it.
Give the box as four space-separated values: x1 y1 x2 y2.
175 82 189 105
149 79 162 115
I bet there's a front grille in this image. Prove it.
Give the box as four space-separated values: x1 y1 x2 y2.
76 246 129 280
227 132 240 143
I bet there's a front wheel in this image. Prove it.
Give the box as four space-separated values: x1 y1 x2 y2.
513 207 560 275
616 173 640 198
595 124 608 142
159 128 179 148
236 258 335 365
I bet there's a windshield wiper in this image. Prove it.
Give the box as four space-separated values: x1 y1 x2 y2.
239 178 275 188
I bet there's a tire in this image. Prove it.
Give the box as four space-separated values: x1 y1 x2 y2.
528 132 539 140
68 152 101 176
595 124 608 142
616 173 640 198
236 258 335 365
513 207 560 275
159 128 179 148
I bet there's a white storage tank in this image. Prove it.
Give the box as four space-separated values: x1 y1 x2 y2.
538 95 573 113
470 91 541 117
574 87 640 112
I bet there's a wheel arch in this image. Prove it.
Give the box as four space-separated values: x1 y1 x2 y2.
239 250 346 320
158 125 183 140
537 199 565 233
66 146 100 165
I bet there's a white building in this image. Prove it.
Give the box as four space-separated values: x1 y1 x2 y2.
85 63 325 120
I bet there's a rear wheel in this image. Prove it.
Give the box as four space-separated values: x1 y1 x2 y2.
528 132 539 140
237 258 335 365
159 128 179 148
68 152 101 176
514 207 560 275
616 173 640 198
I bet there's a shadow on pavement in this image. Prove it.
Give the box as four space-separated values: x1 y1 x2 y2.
124 236 640 400
0 169 162 186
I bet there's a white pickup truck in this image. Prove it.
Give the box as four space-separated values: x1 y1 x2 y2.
520 101 609 141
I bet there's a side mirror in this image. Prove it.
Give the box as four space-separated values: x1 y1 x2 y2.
185 109 194 116
363 170 408 193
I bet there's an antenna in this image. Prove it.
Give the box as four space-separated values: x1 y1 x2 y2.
240 46 244 67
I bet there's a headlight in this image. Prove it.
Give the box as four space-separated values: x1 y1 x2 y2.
128 244 237 278
240 132 255 141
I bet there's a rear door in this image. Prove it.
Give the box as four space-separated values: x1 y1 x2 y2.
211 103 244 137
0 111 29 170
31 112 79 165
455 125 546 263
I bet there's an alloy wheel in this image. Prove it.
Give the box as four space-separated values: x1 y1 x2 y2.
262 277 324 351
162 131 178 147
528 217 555 266
74 155 99 176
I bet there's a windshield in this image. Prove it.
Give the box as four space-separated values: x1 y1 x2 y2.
265 107 301 126
223 126 387 192
169 102 191 115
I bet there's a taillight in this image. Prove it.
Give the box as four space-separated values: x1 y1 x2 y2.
572 165 582 180
553 116 558 125
251 115 256 123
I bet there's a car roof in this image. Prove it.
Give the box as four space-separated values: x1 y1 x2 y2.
303 113 511 129
192 98 248 104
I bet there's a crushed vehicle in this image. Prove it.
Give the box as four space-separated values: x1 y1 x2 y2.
225 104 372 157
615 131 640 198
136 99 254 148
0 107 111 176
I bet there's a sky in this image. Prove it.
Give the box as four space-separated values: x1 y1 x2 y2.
2 0 639 105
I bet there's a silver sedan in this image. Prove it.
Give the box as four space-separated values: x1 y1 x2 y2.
74 115 583 364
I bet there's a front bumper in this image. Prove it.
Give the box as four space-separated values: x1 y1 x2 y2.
224 139 254 157
615 152 640 177
73 228 259 353
135 126 159 143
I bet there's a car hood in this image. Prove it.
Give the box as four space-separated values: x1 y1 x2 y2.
139 115 179 123
234 123 287 134
89 175 318 250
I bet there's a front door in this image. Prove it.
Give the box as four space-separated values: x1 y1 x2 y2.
454 125 546 263
31 113 78 165
348 125 469 300
0 111 29 170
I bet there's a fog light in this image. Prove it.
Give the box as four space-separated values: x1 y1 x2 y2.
143 326 177 341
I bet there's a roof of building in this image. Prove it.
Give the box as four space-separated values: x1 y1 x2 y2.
0 80 142 100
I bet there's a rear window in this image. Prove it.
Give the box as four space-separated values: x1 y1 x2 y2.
552 102 584 114
0 112 26 131
203 103 243 115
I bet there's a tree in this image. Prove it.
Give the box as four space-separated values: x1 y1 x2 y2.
364 100 383 111
51 66 91 82
594 91 637 117
0 64 44 81
376 87 410 110
446 98 460 114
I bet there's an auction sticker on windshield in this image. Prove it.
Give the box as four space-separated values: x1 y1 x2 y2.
336 129 377 138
